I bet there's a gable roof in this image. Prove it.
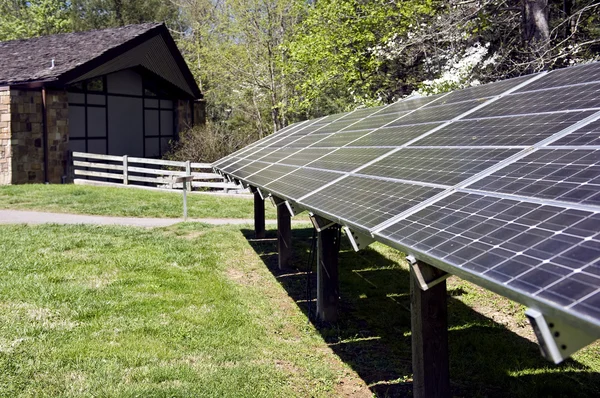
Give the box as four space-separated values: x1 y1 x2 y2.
0 23 201 99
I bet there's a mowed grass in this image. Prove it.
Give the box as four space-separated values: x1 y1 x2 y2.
0 184 278 219
0 223 358 397
1 222 599 397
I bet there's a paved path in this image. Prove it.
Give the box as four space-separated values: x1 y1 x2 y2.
0 209 294 227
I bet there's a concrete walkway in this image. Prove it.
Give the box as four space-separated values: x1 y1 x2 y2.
0 209 288 227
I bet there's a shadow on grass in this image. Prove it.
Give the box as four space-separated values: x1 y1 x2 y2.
241 227 600 397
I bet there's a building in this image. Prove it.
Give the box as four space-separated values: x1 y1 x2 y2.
0 23 204 185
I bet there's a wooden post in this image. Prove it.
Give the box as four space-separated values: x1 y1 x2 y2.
123 155 128 185
317 225 340 323
253 188 265 239
277 203 292 269
410 262 450 398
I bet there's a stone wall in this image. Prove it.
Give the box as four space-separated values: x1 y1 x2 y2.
45 90 69 183
9 89 44 184
0 89 11 185
0 88 70 185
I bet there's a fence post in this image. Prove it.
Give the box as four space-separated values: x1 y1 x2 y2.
123 155 128 185
185 160 191 191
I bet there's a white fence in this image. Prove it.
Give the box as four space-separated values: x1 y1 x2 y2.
72 152 242 193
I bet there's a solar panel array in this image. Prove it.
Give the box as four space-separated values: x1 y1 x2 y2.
214 62 600 336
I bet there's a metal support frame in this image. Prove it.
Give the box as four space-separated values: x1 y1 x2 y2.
277 198 292 269
410 261 450 398
251 186 265 239
406 255 450 291
526 308 597 364
344 226 375 252
309 213 336 232
270 195 285 207
285 201 303 217
317 224 341 323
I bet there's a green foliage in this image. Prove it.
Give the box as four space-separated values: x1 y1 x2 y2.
284 0 438 115
69 0 179 31
0 0 71 41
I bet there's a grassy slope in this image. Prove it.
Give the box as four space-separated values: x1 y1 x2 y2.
0 184 278 219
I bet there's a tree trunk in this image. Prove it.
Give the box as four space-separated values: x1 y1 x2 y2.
523 0 550 45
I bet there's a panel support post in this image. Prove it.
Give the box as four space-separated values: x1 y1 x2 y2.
317 225 340 323
277 203 292 269
252 187 265 239
410 261 450 398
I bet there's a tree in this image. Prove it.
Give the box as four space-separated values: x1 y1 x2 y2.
69 0 179 31
284 0 439 115
0 0 71 41
175 0 303 140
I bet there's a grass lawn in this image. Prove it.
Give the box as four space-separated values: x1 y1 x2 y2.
0 184 278 219
1 222 599 397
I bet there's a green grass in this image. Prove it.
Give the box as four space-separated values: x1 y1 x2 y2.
0 223 348 397
1 222 599 397
0 184 278 219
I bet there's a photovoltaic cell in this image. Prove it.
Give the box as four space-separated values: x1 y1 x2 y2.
350 112 409 130
360 147 520 186
301 176 443 229
255 148 299 163
279 148 334 166
412 111 596 147
468 149 600 205
469 82 600 119
230 160 271 179
438 74 535 104
221 157 249 173
381 94 443 113
350 123 442 147
376 192 600 321
519 62 600 92
243 164 298 187
551 119 600 146
264 168 344 199
389 99 485 126
305 147 391 172
311 130 375 148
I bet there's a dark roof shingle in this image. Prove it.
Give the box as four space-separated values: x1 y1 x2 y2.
0 23 162 85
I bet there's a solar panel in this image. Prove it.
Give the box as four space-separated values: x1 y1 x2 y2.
264 168 344 199
412 112 597 147
360 147 520 185
311 130 376 147
375 191 600 325
552 119 600 146
350 123 442 147
468 149 600 205
304 148 391 172
214 61 600 345
300 176 443 229
468 82 600 118
519 62 600 91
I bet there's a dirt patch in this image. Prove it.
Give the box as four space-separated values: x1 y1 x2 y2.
225 267 263 287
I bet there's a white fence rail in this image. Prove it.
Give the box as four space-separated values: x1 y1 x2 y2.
72 152 242 193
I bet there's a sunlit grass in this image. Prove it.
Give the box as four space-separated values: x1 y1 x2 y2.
0 184 278 219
